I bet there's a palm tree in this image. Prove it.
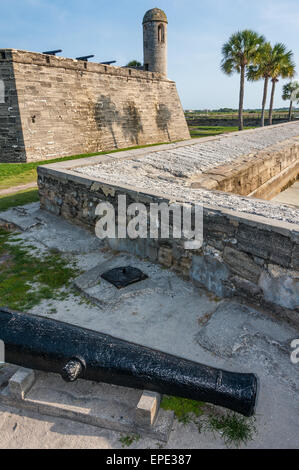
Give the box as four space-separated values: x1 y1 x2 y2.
247 42 273 127
221 30 265 130
268 46 295 125
247 43 296 127
282 81 299 121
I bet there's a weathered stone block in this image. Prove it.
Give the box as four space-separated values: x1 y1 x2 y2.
231 276 263 301
9 368 35 400
236 224 293 267
203 213 235 236
158 247 173 267
61 203 77 220
258 265 299 310
41 197 61 216
292 244 299 270
146 244 158 262
173 257 192 279
190 254 231 298
223 247 262 284
136 391 161 427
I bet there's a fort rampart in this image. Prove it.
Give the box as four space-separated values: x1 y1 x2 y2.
0 49 190 163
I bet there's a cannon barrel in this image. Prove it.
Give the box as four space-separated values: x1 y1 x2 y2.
0 308 258 417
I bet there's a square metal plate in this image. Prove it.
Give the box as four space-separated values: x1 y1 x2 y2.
101 266 148 289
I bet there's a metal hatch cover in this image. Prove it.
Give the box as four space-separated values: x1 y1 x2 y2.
101 266 148 289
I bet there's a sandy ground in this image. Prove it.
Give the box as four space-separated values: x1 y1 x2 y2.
0 182 37 196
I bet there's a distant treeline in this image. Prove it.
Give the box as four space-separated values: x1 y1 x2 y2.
185 108 298 114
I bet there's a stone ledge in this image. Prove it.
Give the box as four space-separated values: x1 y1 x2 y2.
190 138 299 198
0 49 170 82
0 366 174 442
38 163 299 235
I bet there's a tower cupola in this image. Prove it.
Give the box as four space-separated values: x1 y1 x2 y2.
143 8 168 77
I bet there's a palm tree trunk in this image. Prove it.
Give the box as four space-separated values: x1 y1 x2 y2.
261 77 269 127
269 80 276 126
238 65 245 131
288 100 293 121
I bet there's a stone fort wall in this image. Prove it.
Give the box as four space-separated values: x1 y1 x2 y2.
0 49 190 163
37 153 299 320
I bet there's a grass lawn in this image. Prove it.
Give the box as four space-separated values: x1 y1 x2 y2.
0 189 39 212
0 227 80 311
0 142 173 191
161 395 256 447
190 125 255 138
0 153 97 190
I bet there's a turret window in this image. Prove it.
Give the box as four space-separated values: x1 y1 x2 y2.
158 24 165 43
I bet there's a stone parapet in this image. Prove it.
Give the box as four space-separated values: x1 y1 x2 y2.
0 49 190 162
37 155 299 317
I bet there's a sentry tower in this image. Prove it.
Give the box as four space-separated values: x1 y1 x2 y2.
143 8 168 77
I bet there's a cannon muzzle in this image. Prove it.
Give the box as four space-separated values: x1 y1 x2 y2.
0 308 258 417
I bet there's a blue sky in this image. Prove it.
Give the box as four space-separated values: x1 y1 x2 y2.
1 0 298 109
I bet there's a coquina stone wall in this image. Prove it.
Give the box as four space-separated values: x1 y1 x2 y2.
0 49 190 163
38 162 299 319
0 52 26 162
192 137 299 200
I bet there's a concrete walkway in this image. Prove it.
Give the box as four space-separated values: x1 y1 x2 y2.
273 181 299 208
0 182 37 196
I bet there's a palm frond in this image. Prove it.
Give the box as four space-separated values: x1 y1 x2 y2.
220 30 266 76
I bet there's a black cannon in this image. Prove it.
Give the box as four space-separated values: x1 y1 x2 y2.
42 49 62 56
76 55 94 62
0 308 258 417
100 61 116 65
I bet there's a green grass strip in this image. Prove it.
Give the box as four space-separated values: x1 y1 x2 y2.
0 142 174 190
0 189 39 212
0 227 79 311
